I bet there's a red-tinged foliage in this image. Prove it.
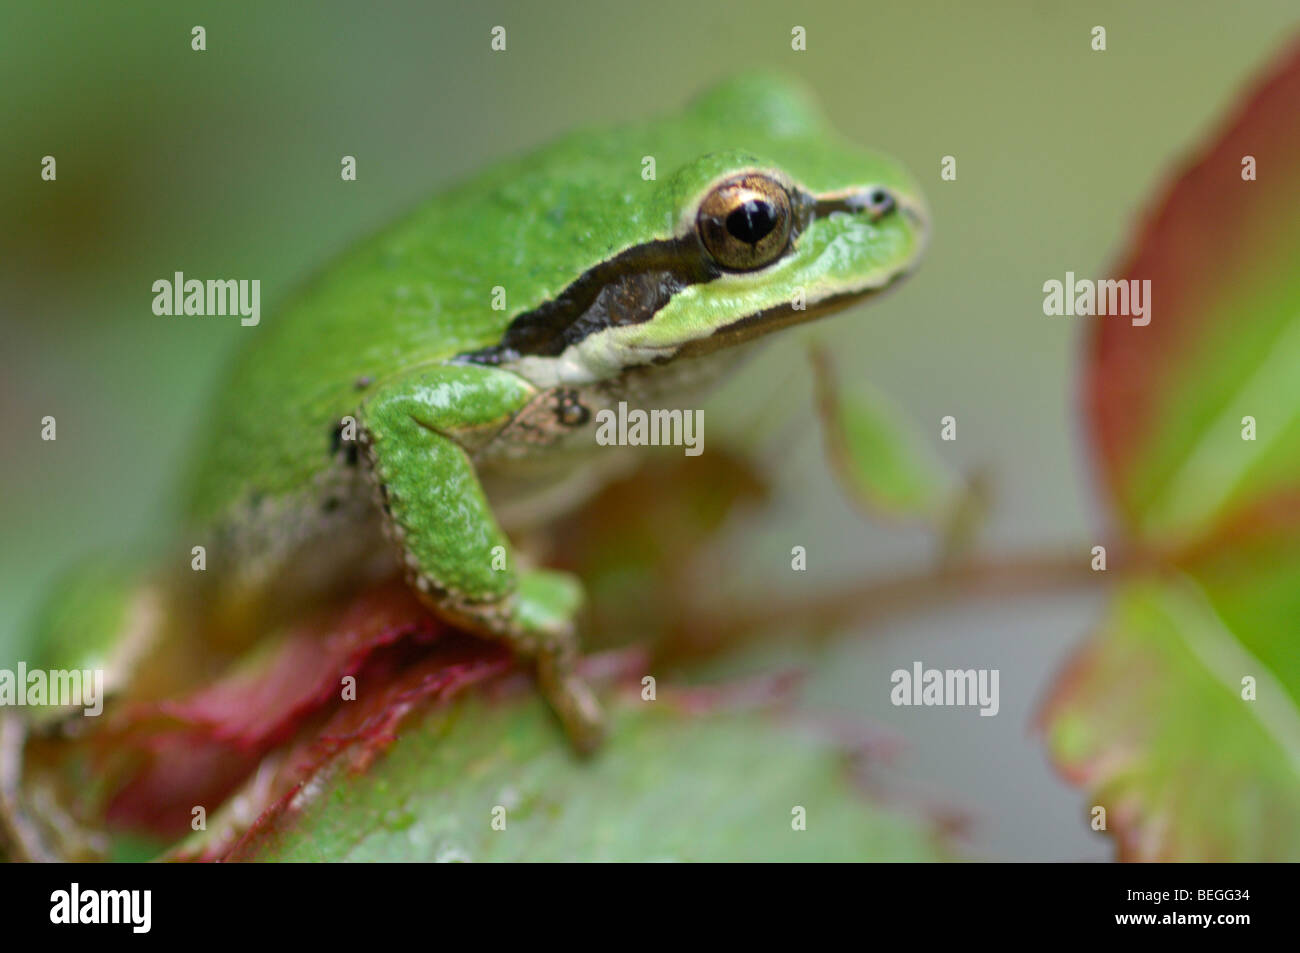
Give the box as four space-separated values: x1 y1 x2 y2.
209 641 517 861
1047 37 1300 862
217 655 768 862
1085 36 1300 532
85 581 513 839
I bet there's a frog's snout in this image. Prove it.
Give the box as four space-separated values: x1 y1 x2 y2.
881 187 930 254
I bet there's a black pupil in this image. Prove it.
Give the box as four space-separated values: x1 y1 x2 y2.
725 199 777 245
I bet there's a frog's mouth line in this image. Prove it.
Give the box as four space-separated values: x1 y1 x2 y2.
672 266 918 359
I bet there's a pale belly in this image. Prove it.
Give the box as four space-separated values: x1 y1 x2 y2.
188 344 756 640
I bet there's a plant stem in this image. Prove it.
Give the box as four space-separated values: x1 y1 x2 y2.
672 545 1158 662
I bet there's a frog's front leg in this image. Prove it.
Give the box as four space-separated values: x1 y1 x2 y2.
359 362 604 754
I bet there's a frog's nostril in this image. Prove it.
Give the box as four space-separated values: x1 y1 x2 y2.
834 188 897 221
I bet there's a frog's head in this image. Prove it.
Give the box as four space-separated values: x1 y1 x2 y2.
478 74 928 387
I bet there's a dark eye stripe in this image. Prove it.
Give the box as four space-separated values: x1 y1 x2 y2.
460 236 715 364
460 183 838 364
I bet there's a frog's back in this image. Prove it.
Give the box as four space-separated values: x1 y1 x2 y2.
182 74 836 527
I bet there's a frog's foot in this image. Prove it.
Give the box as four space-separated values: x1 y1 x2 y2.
447 569 605 756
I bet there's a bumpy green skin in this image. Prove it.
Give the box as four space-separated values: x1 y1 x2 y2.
183 74 924 520
361 364 533 601
29 74 926 752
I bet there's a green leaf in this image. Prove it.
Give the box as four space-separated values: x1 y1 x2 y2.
227 694 948 862
1042 579 1300 861
810 344 952 522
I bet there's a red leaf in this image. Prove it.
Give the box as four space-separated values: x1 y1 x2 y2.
1085 36 1300 539
92 580 512 838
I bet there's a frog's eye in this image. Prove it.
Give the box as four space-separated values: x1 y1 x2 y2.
696 173 793 271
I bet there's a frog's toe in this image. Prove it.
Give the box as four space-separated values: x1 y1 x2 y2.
538 651 606 757
514 568 584 637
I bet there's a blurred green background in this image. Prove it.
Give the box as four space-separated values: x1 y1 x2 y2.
2 1 1296 859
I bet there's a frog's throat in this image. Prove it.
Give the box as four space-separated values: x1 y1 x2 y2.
458 187 919 377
